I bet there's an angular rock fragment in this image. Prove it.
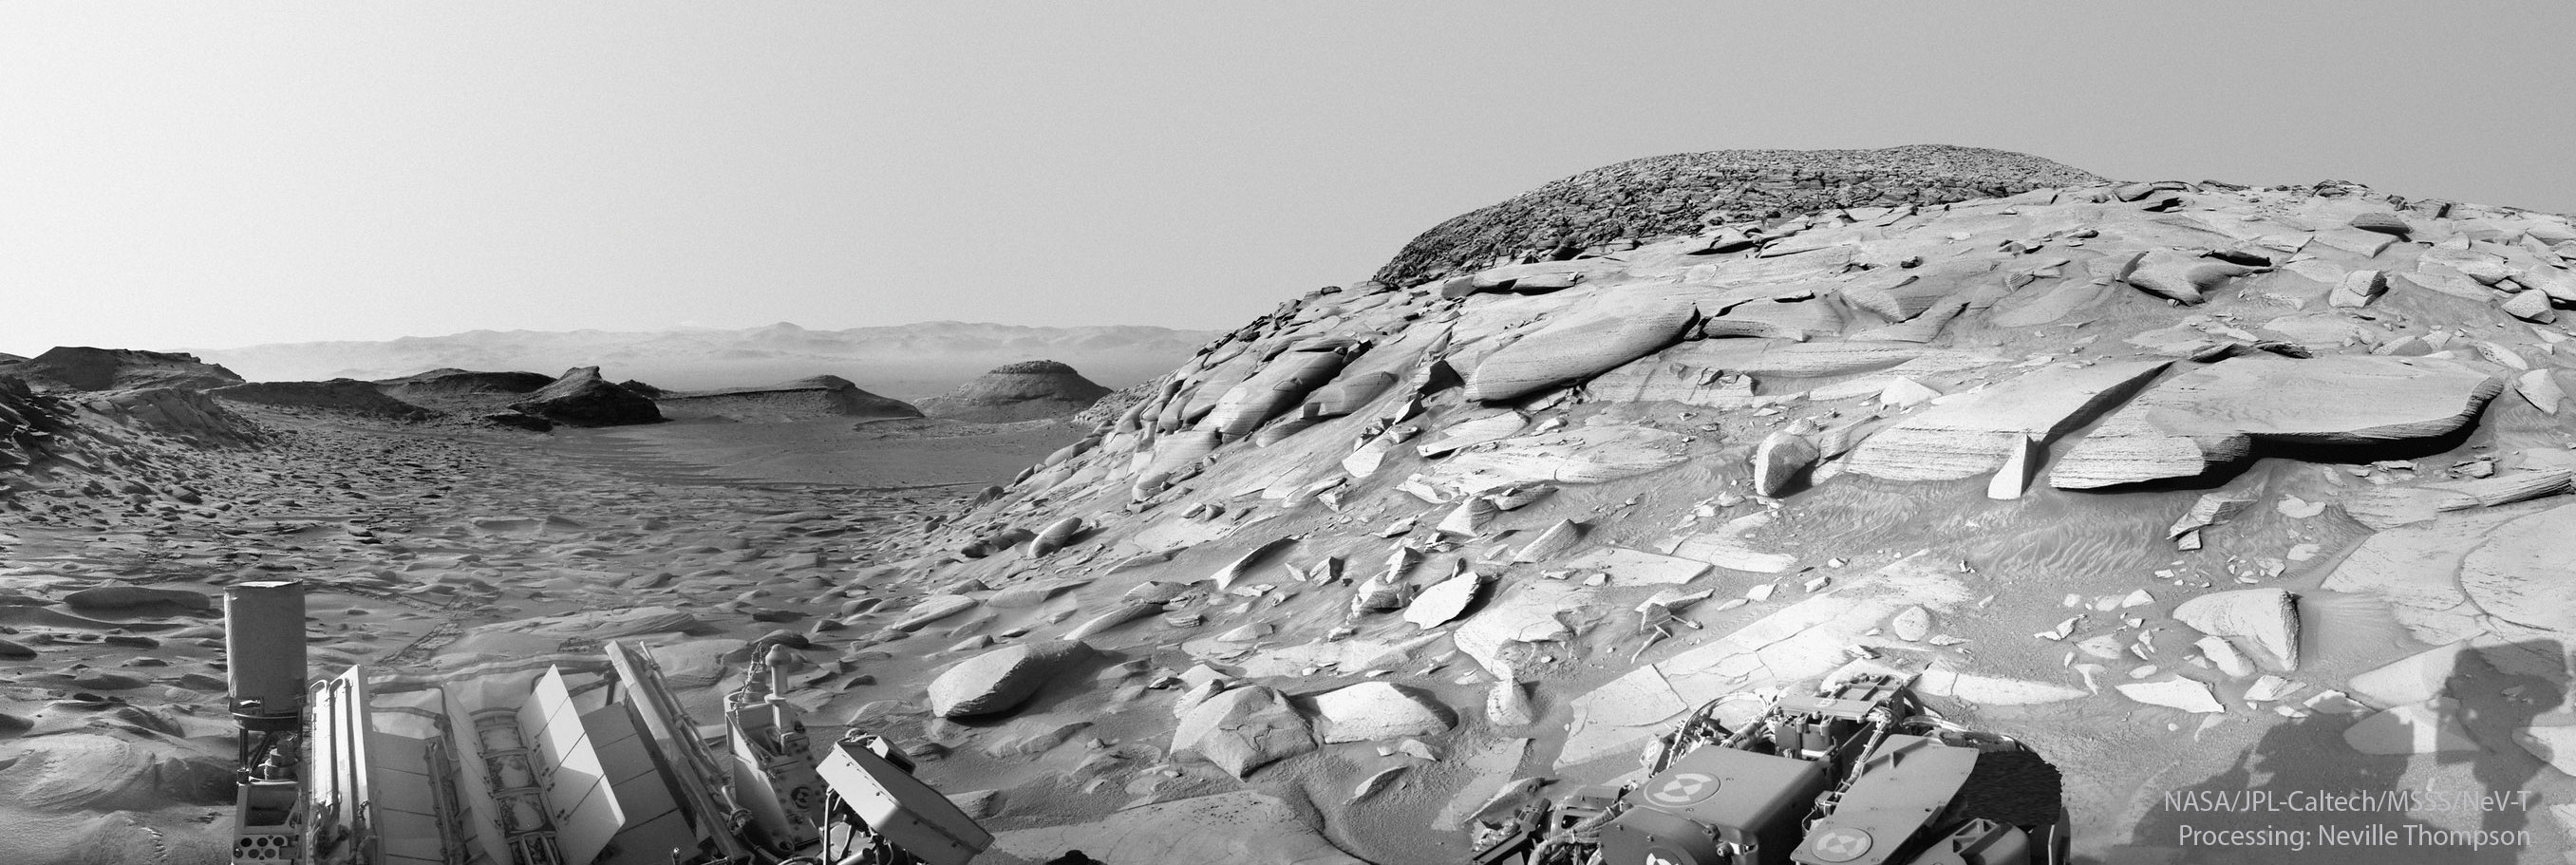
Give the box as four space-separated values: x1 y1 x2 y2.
2167 493 2252 545
2328 269 2389 308
2518 369 2565 415
1418 411 1529 459
1987 434 2040 499
2115 677 2225 713
2123 251 2254 304
2172 588 2299 669
1512 520 1584 563
1403 568 1485 630
1172 685 1315 779
1751 430 1817 498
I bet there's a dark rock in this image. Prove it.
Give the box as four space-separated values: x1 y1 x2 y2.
477 412 555 432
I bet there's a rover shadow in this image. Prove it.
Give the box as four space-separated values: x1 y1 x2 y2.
2113 638 2562 865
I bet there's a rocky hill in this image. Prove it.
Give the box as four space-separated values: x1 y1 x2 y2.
0 347 246 392
1374 144 2103 289
848 155 2576 863
915 360 1114 423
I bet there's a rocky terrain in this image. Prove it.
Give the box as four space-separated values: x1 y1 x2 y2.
8 148 2576 865
194 321 1221 396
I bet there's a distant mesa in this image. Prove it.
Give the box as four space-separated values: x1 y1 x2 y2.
0 347 246 392
211 379 435 422
372 368 557 415
507 366 665 427
915 359 1114 423
653 374 922 423
374 367 555 395
1374 143 2104 289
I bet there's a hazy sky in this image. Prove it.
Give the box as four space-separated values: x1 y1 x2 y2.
5 3 2571 354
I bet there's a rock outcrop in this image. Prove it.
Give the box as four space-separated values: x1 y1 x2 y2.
0 348 245 392
653 375 920 423
915 360 1115 423
506 367 663 427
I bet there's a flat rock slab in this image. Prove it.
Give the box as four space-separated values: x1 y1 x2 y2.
1452 581 1595 676
1311 682 1457 743
1847 360 2170 480
2115 677 2225 713
1558 547 1711 586
2049 355 2505 489
1425 424 1690 495
1917 669 2088 705
2458 501 2576 633
988 791 1367 865
2344 698 2479 755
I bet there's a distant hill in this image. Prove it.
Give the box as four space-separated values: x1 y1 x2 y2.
190 321 1221 398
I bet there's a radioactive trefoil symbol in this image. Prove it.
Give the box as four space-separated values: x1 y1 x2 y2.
1651 772 1714 804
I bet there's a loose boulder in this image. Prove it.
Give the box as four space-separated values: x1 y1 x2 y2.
927 640 1098 718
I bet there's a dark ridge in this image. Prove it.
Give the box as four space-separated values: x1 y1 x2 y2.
1373 144 2104 289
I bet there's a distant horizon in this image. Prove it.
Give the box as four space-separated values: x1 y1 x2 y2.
8 4 2572 352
